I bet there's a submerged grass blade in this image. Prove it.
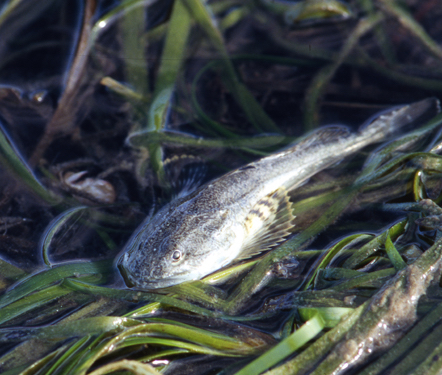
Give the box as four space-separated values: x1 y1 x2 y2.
0 260 112 309
0 258 26 281
0 0 25 25
0 285 71 326
87 360 162 375
331 268 396 291
113 336 234 356
68 321 265 375
299 307 354 328
138 348 189 362
410 344 442 375
303 12 382 128
120 3 149 98
39 206 89 267
380 0 442 61
202 260 258 284
44 335 92 375
121 323 259 354
343 220 407 269
18 346 67 375
23 316 140 340
90 0 157 42
128 130 289 150
265 303 367 375
182 0 280 133
234 314 324 375
167 282 227 309
0 122 58 204
152 0 191 105
304 233 373 290
136 0 192 184
62 279 220 317
377 316 442 374
384 233 407 270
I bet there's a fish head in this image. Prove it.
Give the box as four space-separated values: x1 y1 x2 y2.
118 204 239 289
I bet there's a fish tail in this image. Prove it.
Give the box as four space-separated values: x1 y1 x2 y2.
358 98 440 143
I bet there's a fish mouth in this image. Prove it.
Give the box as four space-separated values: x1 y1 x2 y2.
117 263 136 288
118 262 187 290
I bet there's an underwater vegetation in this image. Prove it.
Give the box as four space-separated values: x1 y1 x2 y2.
0 0 442 374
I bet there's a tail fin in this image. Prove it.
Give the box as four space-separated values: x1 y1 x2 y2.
359 98 440 142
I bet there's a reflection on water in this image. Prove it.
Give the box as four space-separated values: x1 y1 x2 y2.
0 0 441 374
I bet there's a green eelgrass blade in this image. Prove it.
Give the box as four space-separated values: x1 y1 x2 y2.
44 335 92 375
87 360 162 375
384 233 407 270
0 258 26 281
17 346 67 375
0 122 58 204
234 314 325 375
120 3 149 97
0 0 57 32
298 307 354 328
5 317 140 341
0 285 72 326
138 348 189 362
264 303 367 375
151 0 191 108
90 0 157 45
303 13 383 128
62 278 221 318
379 0 442 61
139 0 192 183
343 220 407 269
0 0 26 25
39 206 89 267
409 343 442 375
143 0 191 130
0 260 112 309
166 282 227 309
128 130 289 150
67 321 267 375
331 267 396 292
182 0 280 134
304 233 373 290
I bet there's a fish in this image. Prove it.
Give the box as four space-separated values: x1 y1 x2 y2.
118 98 437 289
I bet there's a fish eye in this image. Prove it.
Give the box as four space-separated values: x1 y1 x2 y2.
172 250 182 262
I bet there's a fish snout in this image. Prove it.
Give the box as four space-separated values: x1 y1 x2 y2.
118 251 169 289
117 262 135 287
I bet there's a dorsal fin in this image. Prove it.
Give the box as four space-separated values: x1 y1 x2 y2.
238 187 295 259
300 126 351 147
163 155 206 198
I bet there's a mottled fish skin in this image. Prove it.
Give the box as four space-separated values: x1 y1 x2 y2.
118 99 436 289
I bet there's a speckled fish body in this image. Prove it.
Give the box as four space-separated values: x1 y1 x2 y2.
118 99 435 289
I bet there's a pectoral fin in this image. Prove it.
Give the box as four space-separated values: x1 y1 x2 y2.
238 187 295 259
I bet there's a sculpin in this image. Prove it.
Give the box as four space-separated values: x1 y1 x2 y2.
118 99 436 289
